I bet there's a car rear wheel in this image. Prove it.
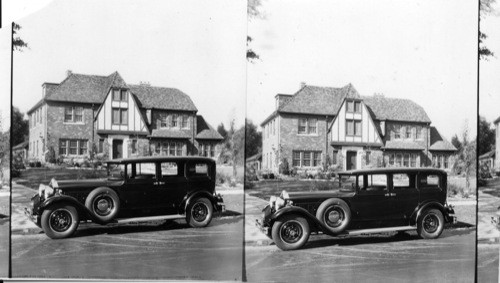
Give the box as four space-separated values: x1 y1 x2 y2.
417 208 444 239
41 203 79 239
85 187 120 223
316 198 351 234
272 214 310 251
187 198 213 228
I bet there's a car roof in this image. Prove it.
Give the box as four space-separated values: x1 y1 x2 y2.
340 167 447 175
106 156 215 164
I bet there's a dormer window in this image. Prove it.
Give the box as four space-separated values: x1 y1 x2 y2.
347 100 361 113
171 114 178 127
112 89 128 102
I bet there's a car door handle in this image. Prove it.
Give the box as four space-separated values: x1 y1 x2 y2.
154 181 165 185
384 193 396 197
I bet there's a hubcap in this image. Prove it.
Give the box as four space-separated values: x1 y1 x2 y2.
325 207 344 227
280 220 303 244
423 214 439 233
49 209 72 232
192 203 208 222
94 195 113 216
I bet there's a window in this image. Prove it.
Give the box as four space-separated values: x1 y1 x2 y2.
403 154 409 167
64 107 84 123
112 89 127 102
420 174 441 189
393 173 414 190
181 115 189 128
396 153 402 166
293 151 301 167
444 155 448 168
416 126 422 139
160 162 178 177
98 139 104 153
346 120 361 136
406 127 412 139
394 125 401 139
59 140 67 155
411 154 417 167
188 163 209 176
313 152 321 166
347 101 361 113
359 174 388 191
134 162 157 178
69 140 78 155
210 144 215 157
112 108 128 125
389 154 394 165
78 140 87 155
298 118 317 134
169 142 176 155
332 151 338 165
298 118 307 134
303 152 311 167
437 155 442 168
160 115 168 128
365 151 371 165
131 139 137 154
171 114 178 127
354 101 361 113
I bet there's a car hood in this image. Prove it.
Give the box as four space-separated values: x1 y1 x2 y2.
53 178 123 190
285 190 355 201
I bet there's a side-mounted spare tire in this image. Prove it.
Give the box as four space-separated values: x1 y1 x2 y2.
85 187 120 223
315 198 351 234
186 197 214 228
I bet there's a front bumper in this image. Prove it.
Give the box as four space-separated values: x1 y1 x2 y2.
24 207 41 228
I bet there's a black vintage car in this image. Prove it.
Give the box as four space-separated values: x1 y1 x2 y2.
256 168 457 250
25 156 225 239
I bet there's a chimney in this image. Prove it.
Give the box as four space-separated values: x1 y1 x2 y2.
300 82 306 89
66 70 72 77
42 82 59 98
275 94 293 110
140 81 151 86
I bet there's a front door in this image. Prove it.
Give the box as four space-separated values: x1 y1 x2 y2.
112 140 123 159
346 151 357 170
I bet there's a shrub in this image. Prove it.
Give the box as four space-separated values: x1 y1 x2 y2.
45 146 56 164
279 158 290 175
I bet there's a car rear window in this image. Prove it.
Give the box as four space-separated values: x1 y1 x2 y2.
393 173 416 190
187 162 210 176
420 174 441 188
132 162 156 179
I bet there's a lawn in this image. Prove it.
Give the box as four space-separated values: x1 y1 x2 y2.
480 177 500 197
14 168 108 190
246 180 338 200
448 175 477 198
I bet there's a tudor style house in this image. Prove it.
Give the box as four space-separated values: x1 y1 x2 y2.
28 71 223 163
261 83 456 173
495 116 500 173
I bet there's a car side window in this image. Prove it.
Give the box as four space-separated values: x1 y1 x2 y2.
187 162 210 177
160 162 179 177
131 162 157 180
392 173 416 190
419 174 441 190
364 174 388 192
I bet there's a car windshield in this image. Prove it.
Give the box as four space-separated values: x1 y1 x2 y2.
107 163 126 179
338 174 356 191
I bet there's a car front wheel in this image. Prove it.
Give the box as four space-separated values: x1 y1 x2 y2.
187 198 213 228
272 214 310 251
417 208 444 239
41 203 79 239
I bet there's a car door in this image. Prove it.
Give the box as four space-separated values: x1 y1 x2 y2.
390 173 420 221
122 162 160 210
186 161 213 194
418 173 445 204
350 173 397 221
156 161 188 214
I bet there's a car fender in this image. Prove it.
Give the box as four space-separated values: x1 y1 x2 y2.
183 191 217 213
411 201 445 225
40 195 107 225
270 206 338 236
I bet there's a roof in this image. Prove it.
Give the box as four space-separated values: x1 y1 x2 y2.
429 127 457 151
195 115 223 140
129 84 197 111
12 140 29 150
246 152 262 162
341 167 447 175
149 129 192 139
479 149 495 160
262 83 432 125
107 156 215 164
362 95 431 123
383 141 425 150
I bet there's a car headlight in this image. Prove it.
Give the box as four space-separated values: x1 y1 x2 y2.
44 186 55 199
269 196 277 208
50 178 59 189
275 197 286 210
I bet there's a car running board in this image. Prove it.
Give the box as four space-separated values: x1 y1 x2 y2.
112 214 186 224
345 225 416 236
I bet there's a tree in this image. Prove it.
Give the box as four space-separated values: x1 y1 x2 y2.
217 123 228 141
12 107 30 146
222 119 245 182
247 0 263 62
480 0 496 60
454 122 476 193
451 134 462 153
478 116 495 155
245 119 262 158
13 22 29 51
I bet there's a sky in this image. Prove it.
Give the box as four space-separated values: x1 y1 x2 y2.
0 0 247 130
480 1 500 125
247 0 479 140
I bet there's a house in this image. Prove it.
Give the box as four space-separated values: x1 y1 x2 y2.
27 70 223 163
12 141 29 161
495 116 500 173
479 149 495 173
261 83 456 173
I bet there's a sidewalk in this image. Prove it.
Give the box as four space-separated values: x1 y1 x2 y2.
11 182 42 235
478 190 500 243
245 194 274 246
